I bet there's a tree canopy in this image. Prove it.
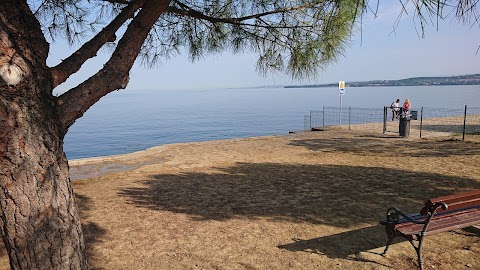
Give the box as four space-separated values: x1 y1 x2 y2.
30 0 479 85
30 0 364 81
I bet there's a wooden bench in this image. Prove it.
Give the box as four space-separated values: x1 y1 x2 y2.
380 190 480 270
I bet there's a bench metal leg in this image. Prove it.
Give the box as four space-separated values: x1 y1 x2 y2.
382 236 394 255
384 235 424 270
407 236 424 270
382 227 396 255
416 236 425 270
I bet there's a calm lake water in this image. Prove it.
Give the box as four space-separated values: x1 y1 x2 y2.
64 85 480 159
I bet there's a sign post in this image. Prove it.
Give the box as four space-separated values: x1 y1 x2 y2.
338 81 345 126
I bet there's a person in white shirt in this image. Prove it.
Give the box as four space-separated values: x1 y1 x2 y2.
391 99 400 121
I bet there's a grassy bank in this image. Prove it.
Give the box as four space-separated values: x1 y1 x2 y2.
1 128 479 269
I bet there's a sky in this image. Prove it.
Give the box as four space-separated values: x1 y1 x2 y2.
48 1 480 93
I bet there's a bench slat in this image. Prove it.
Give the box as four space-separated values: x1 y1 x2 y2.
426 214 480 235
421 190 480 215
444 198 480 212
395 206 480 229
398 215 480 239
382 205 480 226
395 208 480 237
425 190 480 206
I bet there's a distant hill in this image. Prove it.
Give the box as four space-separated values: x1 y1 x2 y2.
284 74 480 88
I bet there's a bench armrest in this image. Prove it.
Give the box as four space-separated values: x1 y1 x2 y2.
421 202 448 219
384 202 449 238
385 207 425 224
385 202 448 224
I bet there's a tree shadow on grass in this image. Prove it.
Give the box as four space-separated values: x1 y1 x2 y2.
288 136 480 157
118 163 480 226
419 124 480 134
75 193 107 270
117 163 480 264
279 225 480 260
116 161 480 266
278 225 386 258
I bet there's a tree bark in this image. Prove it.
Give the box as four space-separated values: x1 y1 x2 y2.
1 1 87 269
0 87 87 270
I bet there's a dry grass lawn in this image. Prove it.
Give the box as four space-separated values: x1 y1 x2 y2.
1 127 479 269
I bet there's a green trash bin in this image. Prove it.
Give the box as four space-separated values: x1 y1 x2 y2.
410 110 418 120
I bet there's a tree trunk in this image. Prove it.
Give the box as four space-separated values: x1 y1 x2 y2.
0 87 88 270
1 1 87 269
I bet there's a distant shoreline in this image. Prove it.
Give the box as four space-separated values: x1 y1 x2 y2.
284 74 480 88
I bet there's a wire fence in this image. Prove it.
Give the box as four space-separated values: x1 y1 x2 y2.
305 106 480 141
306 106 386 130
415 106 480 140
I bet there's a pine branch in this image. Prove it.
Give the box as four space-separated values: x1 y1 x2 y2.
50 0 145 88
168 0 319 29
57 0 169 130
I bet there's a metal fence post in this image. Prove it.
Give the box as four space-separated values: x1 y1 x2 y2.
463 105 467 141
420 107 424 138
383 106 387 133
322 106 325 127
309 110 312 130
349 106 351 130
